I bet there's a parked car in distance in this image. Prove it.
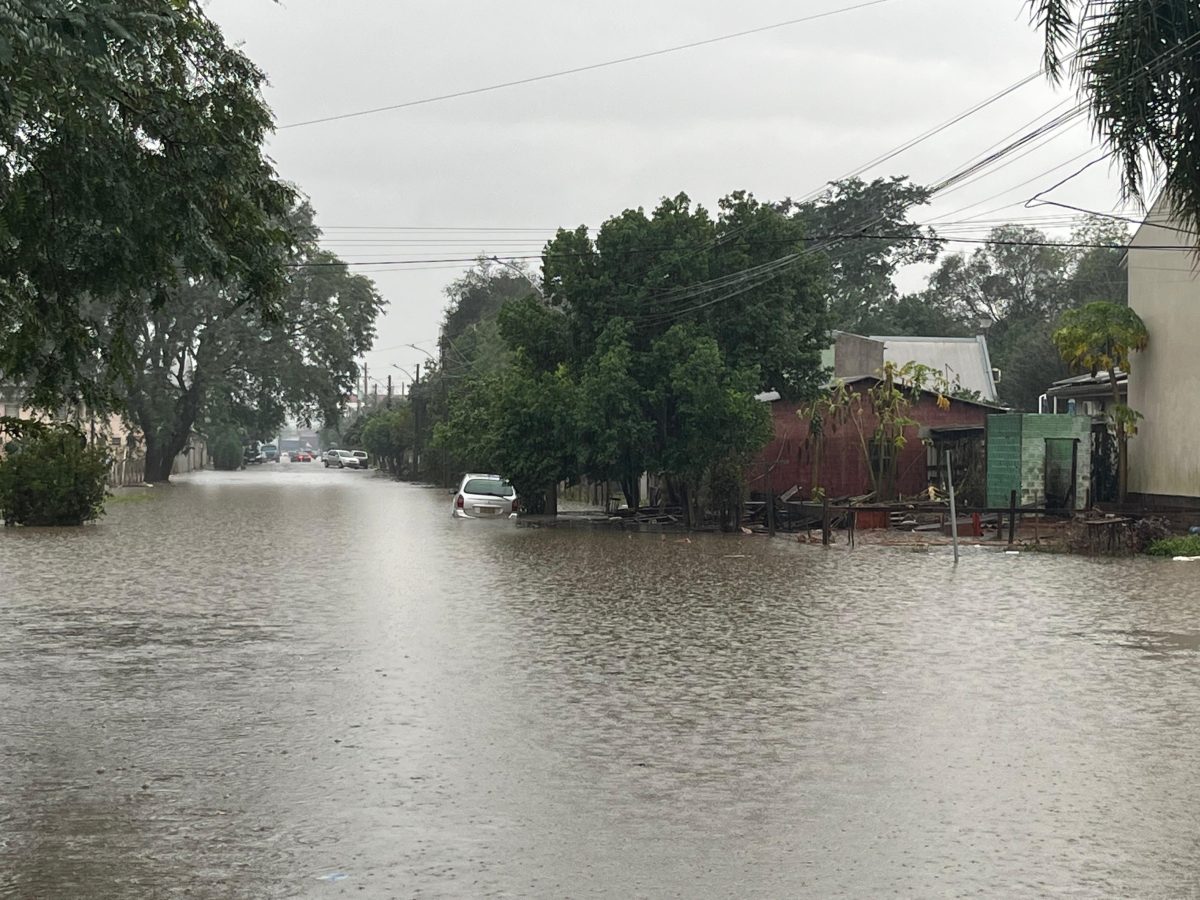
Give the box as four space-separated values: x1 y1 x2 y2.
262 444 280 462
352 450 368 468
244 443 264 465
453 474 518 518
323 449 364 469
295 450 313 462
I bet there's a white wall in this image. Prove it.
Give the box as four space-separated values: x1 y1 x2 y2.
1126 198 1200 499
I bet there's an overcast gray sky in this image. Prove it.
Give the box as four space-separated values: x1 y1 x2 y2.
206 0 1130 387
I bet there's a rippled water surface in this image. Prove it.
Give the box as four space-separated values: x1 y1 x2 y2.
2 465 1200 898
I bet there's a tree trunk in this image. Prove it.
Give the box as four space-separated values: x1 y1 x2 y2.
144 431 187 483
136 383 202 484
544 482 558 517
1111 365 1128 503
621 475 639 511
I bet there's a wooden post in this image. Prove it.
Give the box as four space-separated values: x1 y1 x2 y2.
766 488 776 537
947 449 960 564
822 496 831 546
1008 489 1017 546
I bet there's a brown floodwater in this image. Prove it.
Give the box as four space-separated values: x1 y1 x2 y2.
2 464 1199 898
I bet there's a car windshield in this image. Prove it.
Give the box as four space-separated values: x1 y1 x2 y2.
463 478 513 497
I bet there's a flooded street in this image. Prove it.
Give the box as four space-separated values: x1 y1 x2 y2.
2 465 1199 898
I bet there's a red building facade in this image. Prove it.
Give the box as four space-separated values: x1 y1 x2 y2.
749 378 995 499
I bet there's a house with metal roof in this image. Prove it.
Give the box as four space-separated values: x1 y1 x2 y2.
866 334 999 403
820 331 999 402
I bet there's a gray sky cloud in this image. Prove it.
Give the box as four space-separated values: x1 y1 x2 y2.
207 0 1131 383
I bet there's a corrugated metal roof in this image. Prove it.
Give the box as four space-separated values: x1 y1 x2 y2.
867 335 998 402
821 374 1001 409
1049 369 1125 389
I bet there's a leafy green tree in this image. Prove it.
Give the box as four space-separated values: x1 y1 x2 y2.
645 325 772 526
361 407 413 476
439 260 536 378
1052 301 1149 502
854 291 973 337
787 176 941 332
924 225 1072 326
988 317 1069 412
0 424 109 526
0 0 294 408
543 191 828 398
208 428 245 472
575 320 652 507
104 207 383 482
1031 0 1200 241
919 218 1129 410
441 189 830 523
436 361 578 514
1064 218 1129 307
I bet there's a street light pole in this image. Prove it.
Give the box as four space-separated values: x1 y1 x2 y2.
488 256 544 300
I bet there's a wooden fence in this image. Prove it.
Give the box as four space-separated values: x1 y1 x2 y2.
107 441 207 487
108 457 145 487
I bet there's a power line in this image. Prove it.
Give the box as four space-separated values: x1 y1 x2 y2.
797 64 1062 203
278 0 899 129
288 232 1187 272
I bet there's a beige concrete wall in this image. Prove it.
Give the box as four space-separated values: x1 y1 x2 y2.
831 332 885 378
1126 198 1200 499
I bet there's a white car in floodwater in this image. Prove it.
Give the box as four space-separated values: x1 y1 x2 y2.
323 449 365 469
453 474 518 519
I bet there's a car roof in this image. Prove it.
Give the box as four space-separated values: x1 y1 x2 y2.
463 473 503 480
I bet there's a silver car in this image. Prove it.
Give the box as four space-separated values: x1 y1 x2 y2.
323 449 364 469
453 474 518 518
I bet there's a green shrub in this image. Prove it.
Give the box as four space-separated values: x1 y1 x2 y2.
0 427 110 526
210 429 244 471
1145 535 1200 557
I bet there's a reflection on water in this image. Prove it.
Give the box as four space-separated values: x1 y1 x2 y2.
2 466 1200 898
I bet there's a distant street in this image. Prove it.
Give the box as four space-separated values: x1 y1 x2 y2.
2 467 1199 898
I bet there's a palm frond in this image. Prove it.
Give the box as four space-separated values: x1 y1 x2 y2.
1077 0 1200 235
1026 0 1077 82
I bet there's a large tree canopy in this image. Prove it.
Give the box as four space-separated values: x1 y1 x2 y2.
437 191 824 523
0 0 294 406
543 191 829 399
105 205 384 481
1030 0 1200 240
787 176 940 333
917 218 1128 410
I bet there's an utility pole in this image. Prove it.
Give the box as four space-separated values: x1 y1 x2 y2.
386 374 393 408
362 362 369 411
412 363 421 478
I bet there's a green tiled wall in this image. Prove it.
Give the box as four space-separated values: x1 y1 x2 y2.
987 414 1092 509
986 414 1022 507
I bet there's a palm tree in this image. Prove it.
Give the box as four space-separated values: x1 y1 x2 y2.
1028 1 1200 240
1052 301 1148 502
